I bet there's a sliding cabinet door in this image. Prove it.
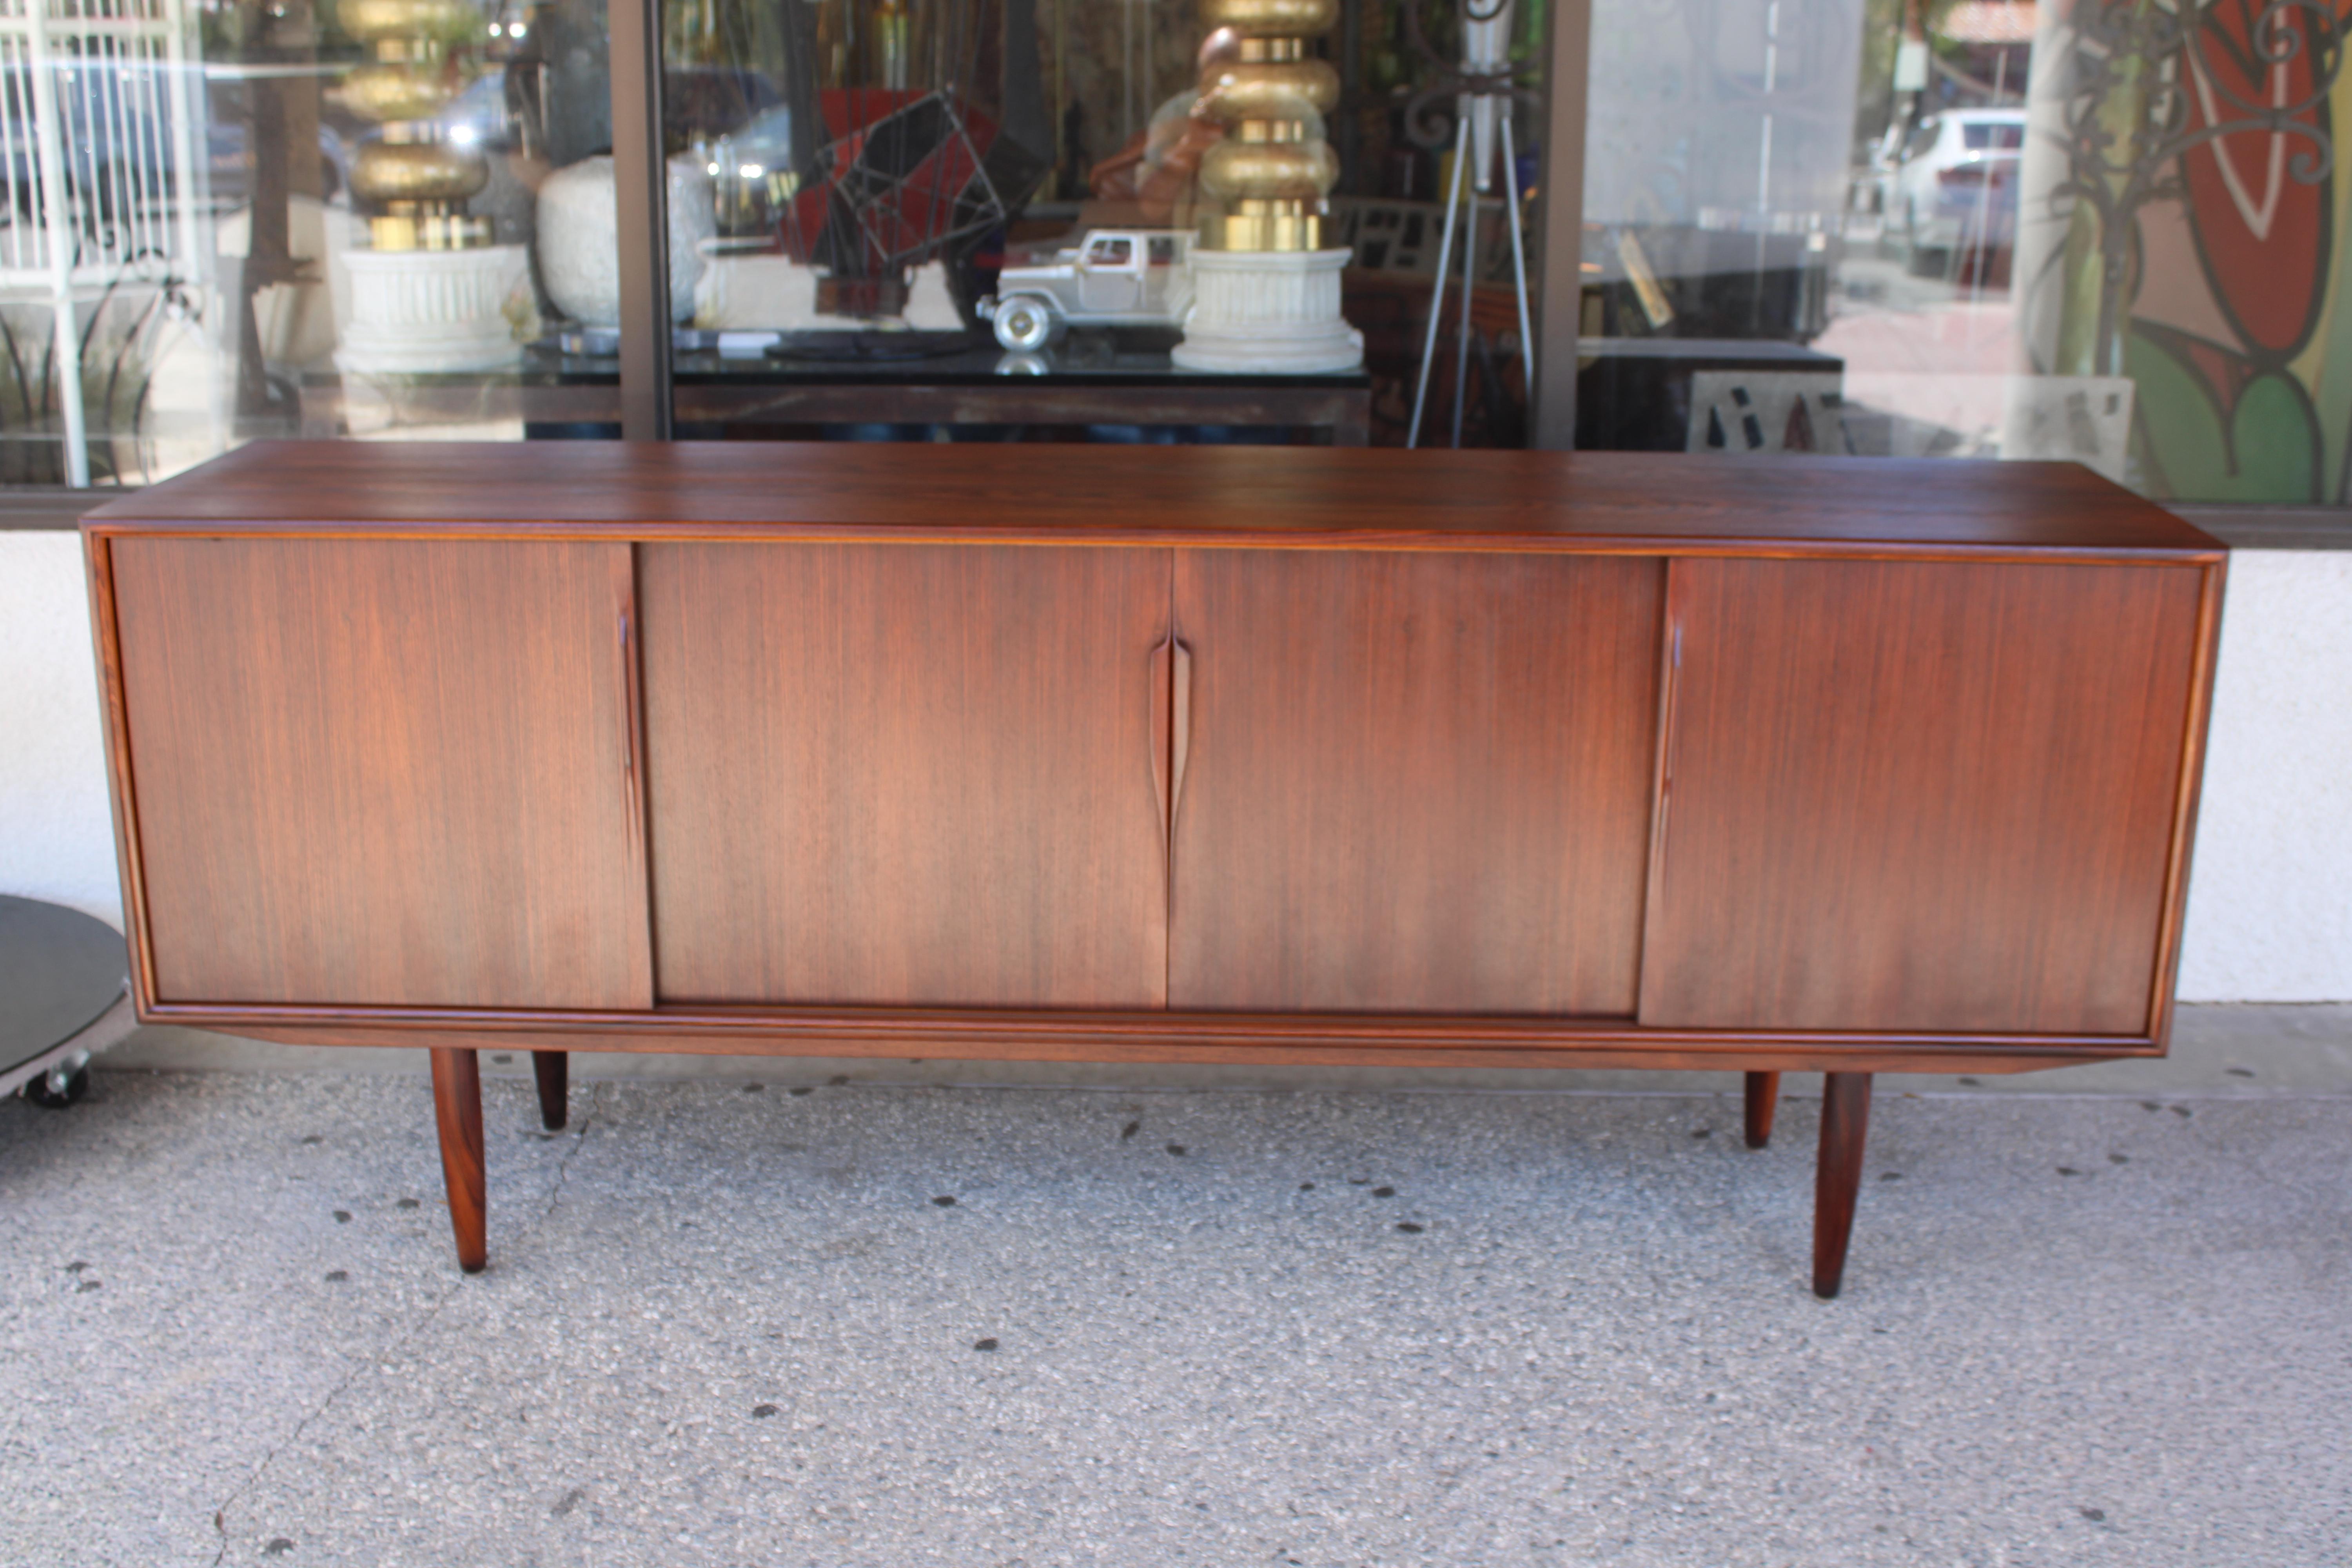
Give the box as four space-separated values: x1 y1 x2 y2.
1639 558 2204 1035
109 537 652 1010
1168 550 1664 1014
641 543 1172 1007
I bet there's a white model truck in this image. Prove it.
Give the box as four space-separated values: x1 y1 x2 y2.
978 229 1197 351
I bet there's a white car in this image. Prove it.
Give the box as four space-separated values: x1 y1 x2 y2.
1884 108 2025 269
979 229 1196 352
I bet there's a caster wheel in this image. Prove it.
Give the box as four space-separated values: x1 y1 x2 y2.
24 1067 90 1109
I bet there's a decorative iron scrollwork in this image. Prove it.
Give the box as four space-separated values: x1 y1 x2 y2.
1400 0 1542 151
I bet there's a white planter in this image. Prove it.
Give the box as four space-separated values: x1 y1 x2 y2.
1172 247 1362 374
334 245 529 375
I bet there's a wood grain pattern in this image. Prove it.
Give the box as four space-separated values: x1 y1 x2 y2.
87 450 2230 1292
144 993 2157 1055
640 543 1173 1007
109 538 654 1009
1639 558 2204 1035
83 535 158 1012
430 1046 487 1273
1169 551 1662 1013
87 441 2224 560
2144 562 2229 1051
532 1049 568 1131
230 1017 2131 1076
1813 1072 1873 1299
1744 1071 1780 1150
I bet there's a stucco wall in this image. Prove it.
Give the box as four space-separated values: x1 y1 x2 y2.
2174 551 2352 1001
0 532 118 924
3 533 2346 999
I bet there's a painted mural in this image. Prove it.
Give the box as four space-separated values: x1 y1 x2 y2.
2020 0 2349 500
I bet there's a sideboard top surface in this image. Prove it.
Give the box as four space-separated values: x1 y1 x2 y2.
88 441 2224 560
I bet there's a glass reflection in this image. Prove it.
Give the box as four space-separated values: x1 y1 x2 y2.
661 0 1541 445
0 0 626 483
1581 0 2352 501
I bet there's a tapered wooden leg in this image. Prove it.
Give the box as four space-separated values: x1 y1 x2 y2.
1812 1071 1873 1299
531 1049 569 1131
1744 1071 1781 1149
429 1047 487 1274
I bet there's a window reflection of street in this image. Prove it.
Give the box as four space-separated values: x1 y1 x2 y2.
1819 230 2014 461
1583 0 2033 463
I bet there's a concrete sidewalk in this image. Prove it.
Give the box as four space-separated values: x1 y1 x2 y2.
4 1007 2349 1566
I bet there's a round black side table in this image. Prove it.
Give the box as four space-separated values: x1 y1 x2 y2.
2 896 134 1108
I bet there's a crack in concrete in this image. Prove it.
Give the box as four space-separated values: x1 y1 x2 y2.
544 1093 598 1227
207 1093 600 1565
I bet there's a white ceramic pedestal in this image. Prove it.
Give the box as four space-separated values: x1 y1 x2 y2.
335 245 528 375
1172 247 1362 374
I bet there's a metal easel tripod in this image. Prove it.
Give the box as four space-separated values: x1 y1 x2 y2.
1405 0 1539 448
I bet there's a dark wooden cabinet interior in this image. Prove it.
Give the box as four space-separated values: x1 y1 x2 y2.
85 443 2226 1298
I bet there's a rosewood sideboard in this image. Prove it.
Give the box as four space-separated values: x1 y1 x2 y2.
83 442 2226 1296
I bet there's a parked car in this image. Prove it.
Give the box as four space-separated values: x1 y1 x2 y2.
1884 108 2025 273
978 228 1195 351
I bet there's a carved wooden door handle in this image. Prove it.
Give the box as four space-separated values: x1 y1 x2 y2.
1149 635 1194 853
1651 584 1685 888
1170 639 1192 834
617 603 644 845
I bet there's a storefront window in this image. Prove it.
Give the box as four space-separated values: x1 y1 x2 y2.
1579 0 2348 501
654 0 1546 443
0 0 621 485
0 0 1574 481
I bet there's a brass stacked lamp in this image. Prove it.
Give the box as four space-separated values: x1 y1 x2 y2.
339 0 494 249
1194 0 1340 252
1172 0 1362 372
332 0 528 375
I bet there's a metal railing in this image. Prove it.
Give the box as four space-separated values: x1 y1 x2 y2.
0 0 200 484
